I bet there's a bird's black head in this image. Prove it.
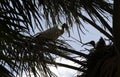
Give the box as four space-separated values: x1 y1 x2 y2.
96 37 106 47
62 23 68 30
61 23 70 36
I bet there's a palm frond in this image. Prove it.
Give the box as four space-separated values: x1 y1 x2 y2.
0 0 114 77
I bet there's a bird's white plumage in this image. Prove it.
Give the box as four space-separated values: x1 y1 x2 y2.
33 24 68 40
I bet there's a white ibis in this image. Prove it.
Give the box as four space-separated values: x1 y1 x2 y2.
33 23 69 40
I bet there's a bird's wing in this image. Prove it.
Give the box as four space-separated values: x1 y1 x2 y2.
34 26 64 40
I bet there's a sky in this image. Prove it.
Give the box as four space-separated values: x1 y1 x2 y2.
50 58 78 77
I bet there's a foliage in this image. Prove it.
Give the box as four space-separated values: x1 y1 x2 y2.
0 0 117 77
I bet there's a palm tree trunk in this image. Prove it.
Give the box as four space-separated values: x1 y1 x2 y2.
113 0 120 54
